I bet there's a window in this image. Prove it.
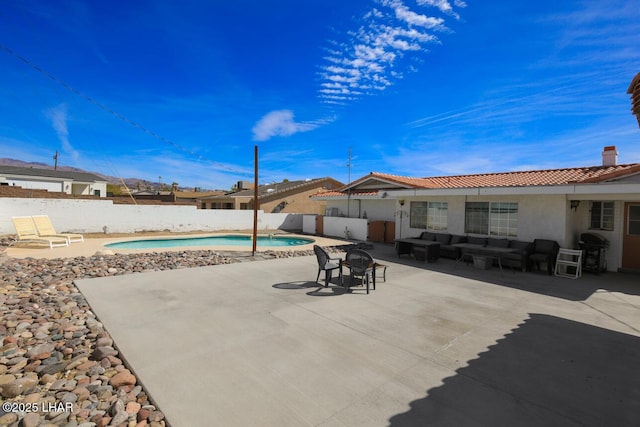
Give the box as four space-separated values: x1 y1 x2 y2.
489 202 518 237
465 202 518 237
410 202 448 230
628 205 640 235
410 202 427 229
465 202 489 234
427 202 448 230
590 201 614 230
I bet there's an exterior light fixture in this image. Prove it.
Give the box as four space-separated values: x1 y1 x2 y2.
570 200 580 212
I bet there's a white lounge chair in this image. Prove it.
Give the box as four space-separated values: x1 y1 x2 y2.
32 215 84 244
11 216 69 249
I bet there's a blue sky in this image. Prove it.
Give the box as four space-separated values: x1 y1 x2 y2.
1 0 638 190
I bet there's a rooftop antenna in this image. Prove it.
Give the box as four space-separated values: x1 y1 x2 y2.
53 150 59 170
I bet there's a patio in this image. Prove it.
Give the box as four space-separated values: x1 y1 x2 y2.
74 244 640 426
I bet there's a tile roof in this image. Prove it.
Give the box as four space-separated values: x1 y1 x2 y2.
200 177 344 200
330 164 640 194
315 190 380 198
344 173 428 189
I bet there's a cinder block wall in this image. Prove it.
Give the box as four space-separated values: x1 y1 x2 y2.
0 198 302 235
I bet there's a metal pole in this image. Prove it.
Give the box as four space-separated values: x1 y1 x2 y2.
252 145 259 256
347 147 352 217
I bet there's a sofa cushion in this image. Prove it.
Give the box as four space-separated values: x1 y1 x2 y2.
533 239 558 254
467 236 487 246
488 237 510 248
434 233 451 244
450 235 467 245
420 232 436 241
509 240 532 253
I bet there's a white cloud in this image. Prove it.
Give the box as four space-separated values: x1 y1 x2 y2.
252 110 333 141
45 103 80 162
318 0 464 105
416 0 465 19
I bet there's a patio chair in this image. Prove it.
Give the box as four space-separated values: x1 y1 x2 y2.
554 248 583 279
528 239 559 275
32 215 84 244
345 249 375 294
11 216 69 249
313 245 343 287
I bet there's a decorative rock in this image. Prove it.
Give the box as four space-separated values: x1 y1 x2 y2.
0 413 18 426
109 370 136 388
20 411 42 427
126 401 141 414
27 342 56 359
38 361 67 375
0 373 16 385
1 376 38 397
91 346 118 361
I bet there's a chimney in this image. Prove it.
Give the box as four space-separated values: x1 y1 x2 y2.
602 146 618 166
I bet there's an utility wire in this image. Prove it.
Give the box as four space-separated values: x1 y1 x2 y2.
0 42 244 174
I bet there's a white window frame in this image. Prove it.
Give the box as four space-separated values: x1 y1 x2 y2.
465 201 518 237
590 201 614 231
410 201 448 230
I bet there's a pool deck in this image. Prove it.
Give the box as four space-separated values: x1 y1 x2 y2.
73 244 640 426
5 232 347 259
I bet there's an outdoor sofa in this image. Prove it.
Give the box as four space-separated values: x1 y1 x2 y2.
404 232 538 272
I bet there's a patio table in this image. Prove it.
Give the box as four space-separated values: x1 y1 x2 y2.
341 260 387 287
395 238 441 262
452 243 517 275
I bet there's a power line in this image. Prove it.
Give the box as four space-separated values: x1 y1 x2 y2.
0 43 244 174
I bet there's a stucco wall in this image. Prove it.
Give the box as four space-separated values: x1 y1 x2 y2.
6 179 64 193
400 195 569 245
0 198 301 235
302 215 317 234
324 199 395 220
323 217 368 241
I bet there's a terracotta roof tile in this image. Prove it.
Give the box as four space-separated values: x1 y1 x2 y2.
370 164 640 189
313 190 379 198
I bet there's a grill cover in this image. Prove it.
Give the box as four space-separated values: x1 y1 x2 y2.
580 233 608 247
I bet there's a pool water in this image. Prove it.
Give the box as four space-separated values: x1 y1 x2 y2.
104 234 315 249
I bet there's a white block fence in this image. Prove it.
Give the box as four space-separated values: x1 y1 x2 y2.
0 198 301 235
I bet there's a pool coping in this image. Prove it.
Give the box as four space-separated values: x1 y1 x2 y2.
5 232 349 259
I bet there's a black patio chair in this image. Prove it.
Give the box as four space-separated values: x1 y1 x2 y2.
345 249 375 294
528 239 560 275
313 245 343 287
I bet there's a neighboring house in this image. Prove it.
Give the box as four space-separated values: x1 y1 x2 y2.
174 190 225 204
0 165 108 197
312 146 640 272
198 177 343 215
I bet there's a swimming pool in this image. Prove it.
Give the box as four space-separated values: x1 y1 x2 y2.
104 234 315 250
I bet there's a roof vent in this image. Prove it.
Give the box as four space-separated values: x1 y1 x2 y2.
602 146 618 166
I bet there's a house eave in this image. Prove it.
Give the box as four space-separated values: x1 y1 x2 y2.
389 182 640 197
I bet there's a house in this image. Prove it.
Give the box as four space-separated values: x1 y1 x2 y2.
174 190 225 204
0 165 108 197
312 146 640 272
198 177 343 215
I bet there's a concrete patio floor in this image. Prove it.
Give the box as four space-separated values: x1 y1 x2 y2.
75 244 640 426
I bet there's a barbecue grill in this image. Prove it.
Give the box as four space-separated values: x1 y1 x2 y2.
579 233 608 273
